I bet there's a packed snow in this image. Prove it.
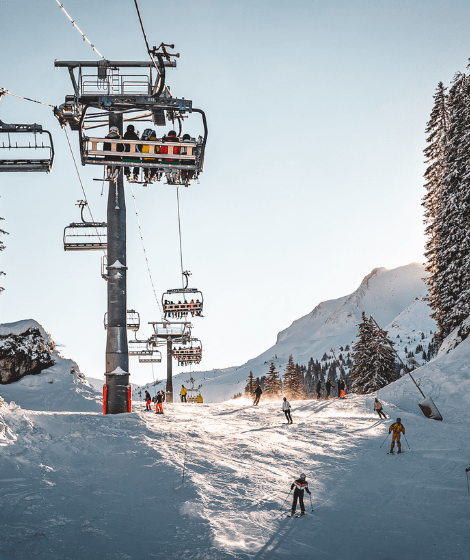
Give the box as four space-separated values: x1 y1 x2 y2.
1 313 469 559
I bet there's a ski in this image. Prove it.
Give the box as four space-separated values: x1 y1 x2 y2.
295 513 307 518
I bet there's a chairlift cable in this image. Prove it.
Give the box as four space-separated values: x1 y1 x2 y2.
0 88 55 108
54 0 106 61
176 186 185 286
128 182 164 320
132 0 163 80
63 127 105 253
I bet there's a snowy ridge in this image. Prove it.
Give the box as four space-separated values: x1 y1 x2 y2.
166 263 435 403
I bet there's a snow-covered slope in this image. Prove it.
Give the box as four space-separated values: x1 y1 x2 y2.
1 317 469 559
0 320 101 412
165 263 435 403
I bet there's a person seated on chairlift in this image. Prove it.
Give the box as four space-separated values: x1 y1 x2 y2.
161 130 180 163
180 133 195 180
141 128 158 182
104 126 124 180
123 124 141 181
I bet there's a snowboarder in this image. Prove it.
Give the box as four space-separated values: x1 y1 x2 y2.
155 391 164 414
389 418 405 453
290 473 311 516
282 397 293 424
316 380 321 400
325 379 332 399
145 390 151 411
374 397 386 419
180 385 187 403
253 384 262 406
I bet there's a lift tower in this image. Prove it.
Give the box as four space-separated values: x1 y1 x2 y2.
54 56 207 413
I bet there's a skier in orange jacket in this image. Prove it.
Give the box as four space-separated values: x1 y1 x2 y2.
389 418 405 454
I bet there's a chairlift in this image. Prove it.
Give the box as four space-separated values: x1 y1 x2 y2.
128 338 153 356
172 338 202 366
0 120 54 172
103 310 141 331
139 350 162 363
162 271 203 318
63 200 106 251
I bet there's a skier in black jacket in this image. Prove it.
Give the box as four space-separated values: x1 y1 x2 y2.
290 473 311 516
316 380 321 399
326 379 332 399
253 385 262 406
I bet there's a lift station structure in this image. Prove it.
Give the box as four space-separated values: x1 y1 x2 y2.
54 50 208 413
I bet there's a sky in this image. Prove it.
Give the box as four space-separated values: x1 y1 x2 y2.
1 0 470 386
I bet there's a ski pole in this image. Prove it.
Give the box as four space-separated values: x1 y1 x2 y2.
309 493 313 512
403 433 411 449
379 432 390 448
279 489 292 511
181 438 189 485
466 468 470 493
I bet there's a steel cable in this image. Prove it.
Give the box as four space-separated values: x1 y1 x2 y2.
128 182 164 320
54 0 106 61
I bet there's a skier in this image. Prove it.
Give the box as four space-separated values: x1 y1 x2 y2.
325 379 332 399
374 397 386 419
282 397 293 424
155 391 164 414
180 385 187 403
316 380 321 400
289 473 311 516
339 379 346 398
337 379 341 398
145 390 151 411
388 418 405 453
253 384 262 406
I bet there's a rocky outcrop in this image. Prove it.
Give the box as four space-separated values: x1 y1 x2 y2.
0 327 55 384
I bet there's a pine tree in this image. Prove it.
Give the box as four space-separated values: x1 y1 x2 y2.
244 371 255 398
264 361 282 397
282 355 305 400
351 313 398 394
424 75 470 340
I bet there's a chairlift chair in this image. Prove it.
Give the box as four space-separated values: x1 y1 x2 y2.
172 338 202 366
162 271 203 318
139 350 162 363
0 120 54 173
103 310 141 331
128 338 153 356
63 200 106 251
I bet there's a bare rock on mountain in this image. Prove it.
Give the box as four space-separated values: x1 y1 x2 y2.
0 327 55 384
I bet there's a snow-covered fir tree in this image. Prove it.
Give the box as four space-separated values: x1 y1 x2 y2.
424 74 470 340
244 371 255 397
264 361 282 397
282 355 305 399
350 313 398 394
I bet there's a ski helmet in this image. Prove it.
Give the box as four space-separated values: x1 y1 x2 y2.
300 473 306 479
283 397 286 401
126 124 135 132
397 418 401 423
109 126 119 134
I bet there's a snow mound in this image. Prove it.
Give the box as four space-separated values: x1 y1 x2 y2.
379 317 470 423
0 320 101 412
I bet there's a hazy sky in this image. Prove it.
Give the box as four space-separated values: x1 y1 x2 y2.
1 0 470 386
